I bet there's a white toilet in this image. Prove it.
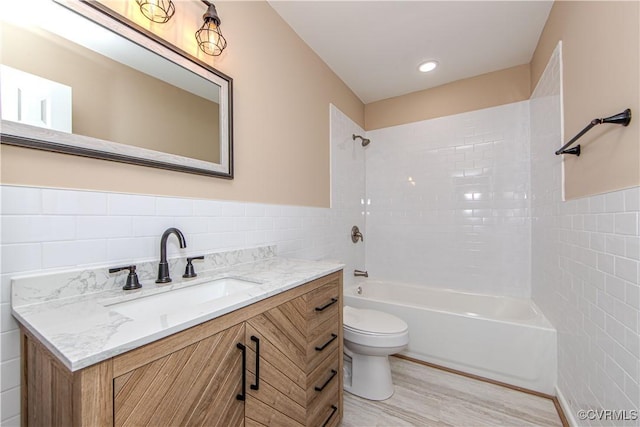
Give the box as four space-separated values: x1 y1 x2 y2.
343 305 409 400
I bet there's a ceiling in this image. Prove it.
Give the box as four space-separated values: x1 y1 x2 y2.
269 1 553 104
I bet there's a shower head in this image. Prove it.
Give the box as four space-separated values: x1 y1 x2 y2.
352 134 371 147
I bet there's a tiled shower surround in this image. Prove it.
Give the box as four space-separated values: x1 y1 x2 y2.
365 101 531 297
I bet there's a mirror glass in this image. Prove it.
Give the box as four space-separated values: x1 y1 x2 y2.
0 0 233 178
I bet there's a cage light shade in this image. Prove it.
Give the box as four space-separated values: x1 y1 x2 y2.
136 0 175 23
196 3 227 56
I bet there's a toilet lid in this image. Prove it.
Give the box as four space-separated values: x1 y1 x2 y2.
343 306 408 335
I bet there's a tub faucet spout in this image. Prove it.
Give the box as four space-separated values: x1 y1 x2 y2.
354 269 368 277
156 227 187 283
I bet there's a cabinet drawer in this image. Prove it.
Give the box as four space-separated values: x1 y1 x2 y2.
306 318 340 372
306 379 340 427
321 404 341 427
307 349 339 406
304 280 340 330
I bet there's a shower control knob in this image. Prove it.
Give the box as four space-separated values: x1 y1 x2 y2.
351 226 364 243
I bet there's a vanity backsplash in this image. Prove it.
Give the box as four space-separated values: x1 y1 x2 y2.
12 245 276 307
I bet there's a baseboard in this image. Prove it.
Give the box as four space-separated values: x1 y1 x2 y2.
395 354 554 399
395 355 570 427
555 386 577 427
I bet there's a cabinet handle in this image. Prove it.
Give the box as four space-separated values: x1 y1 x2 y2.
322 405 338 427
236 343 246 401
314 369 337 392
250 335 260 391
315 333 338 352
315 297 338 312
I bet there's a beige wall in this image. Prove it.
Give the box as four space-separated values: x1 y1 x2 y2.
1 1 364 207
364 64 531 131
531 1 639 199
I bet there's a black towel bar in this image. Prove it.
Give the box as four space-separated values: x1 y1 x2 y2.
555 109 631 156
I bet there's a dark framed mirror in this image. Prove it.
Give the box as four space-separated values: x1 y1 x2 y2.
0 0 233 178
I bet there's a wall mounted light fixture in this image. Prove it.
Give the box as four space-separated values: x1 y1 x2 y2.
136 0 175 23
195 1 227 56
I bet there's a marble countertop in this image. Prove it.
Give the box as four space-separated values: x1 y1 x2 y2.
12 252 343 372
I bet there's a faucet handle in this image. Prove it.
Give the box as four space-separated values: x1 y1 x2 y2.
183 256 205 278
109 265 142 291
351 226 364 243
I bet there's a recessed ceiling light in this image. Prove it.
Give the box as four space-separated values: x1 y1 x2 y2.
418 61 438 73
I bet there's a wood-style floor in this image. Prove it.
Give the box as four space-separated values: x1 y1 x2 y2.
340 357 563 427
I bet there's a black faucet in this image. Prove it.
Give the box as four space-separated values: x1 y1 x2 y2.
156 227 187 283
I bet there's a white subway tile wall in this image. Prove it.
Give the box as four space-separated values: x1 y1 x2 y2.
365 101 532 297
531 43 640 426
0 105 365 425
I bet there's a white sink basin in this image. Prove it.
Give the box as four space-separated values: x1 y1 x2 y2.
106 277 260 321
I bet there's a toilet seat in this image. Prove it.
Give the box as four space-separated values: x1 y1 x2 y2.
344 306 408 335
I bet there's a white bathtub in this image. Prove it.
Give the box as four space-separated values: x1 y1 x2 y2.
344 279 557 394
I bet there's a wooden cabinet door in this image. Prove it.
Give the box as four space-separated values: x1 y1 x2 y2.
113 323 245 427
245 296 308 426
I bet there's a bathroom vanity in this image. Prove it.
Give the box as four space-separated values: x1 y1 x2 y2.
12 248 343 426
